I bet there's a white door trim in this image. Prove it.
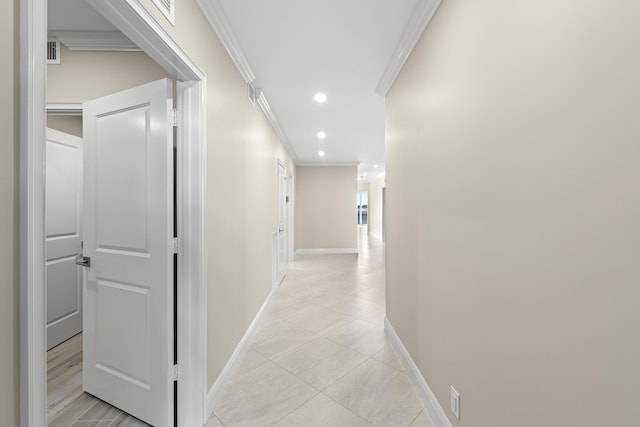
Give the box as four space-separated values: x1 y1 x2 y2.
287 172 295 262
20 0 47 424
20 1 208 426
276 159 287 285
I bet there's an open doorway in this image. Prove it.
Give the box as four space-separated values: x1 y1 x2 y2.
357 191 368 227
22 1 207 426
47 78 177 426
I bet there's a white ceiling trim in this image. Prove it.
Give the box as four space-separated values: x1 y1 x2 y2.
195 0 255 83
376 0 442 96
297 162 360 167
196 0 300 164
256 92 298 163
88 0 205 82
46 102 82 115
52 30 141 51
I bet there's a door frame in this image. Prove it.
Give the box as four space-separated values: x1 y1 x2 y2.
276 159 287 285
20 1 208 426
287 172 295 262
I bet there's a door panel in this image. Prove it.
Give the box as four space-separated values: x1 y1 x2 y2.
95 107 150 252
82 78 174 427
277 162 287 283
95 279 151 387
46 128 83 350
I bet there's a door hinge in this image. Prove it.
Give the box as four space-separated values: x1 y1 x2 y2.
170 364 182 381
171 237 181 254
171 108 179 127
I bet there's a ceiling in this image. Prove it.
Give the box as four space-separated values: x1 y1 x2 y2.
49 0 119 32
49 0 421 182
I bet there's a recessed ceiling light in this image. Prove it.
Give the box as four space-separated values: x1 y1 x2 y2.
317 131 326 139
373 164 379 168
318 151 325 157
314 92 327 103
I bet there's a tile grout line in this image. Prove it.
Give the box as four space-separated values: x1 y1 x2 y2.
268 391 322 426
269 339 372 393
50 393 98 426
210 230 397 426
320 390 377 426
407 408 426 427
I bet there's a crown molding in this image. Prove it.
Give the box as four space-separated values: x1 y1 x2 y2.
51 31 141 51
195 0 255 83
297 162 360 167
87 0 205 81
195 0 300 163
376 0 442 96
46 102 83 115
256 92 299 163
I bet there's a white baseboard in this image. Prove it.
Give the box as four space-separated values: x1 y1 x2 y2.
384 318 453 427
206 289 277 418
296 248 358 255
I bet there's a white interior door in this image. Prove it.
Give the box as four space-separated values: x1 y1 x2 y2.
81 78 175 427
46 128 83 351
277 161 287 283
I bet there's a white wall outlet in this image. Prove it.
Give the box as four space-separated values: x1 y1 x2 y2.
450 385 460 420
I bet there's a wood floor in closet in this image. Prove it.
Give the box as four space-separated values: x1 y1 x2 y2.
47 333 149 426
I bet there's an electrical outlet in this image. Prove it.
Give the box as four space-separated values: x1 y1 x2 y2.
450 386 460 420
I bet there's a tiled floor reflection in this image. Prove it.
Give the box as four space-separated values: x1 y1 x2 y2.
209 228 435 427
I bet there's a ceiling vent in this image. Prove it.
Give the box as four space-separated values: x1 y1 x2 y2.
247 83 257 105
152 0 175 25
248 83 263 106
47 39 60 65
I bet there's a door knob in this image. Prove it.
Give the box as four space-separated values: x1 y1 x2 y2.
76 254 91 268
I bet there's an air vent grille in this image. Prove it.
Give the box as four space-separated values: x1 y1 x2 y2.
248 83 256 105
247 83 262 106
47 39 60 64
152 0 175 25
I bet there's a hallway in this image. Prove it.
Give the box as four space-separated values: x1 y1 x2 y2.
208 229 434 426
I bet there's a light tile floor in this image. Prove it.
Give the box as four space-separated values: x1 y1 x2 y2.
208 228 435 427
49 229 435 426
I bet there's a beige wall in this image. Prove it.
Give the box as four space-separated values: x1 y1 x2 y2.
47 48 168 142
296 166 357 250
368 177 384 241
47 115 82 137
129 0 296 388
2 1 18 425
47 45 172 102
386 1 640 426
